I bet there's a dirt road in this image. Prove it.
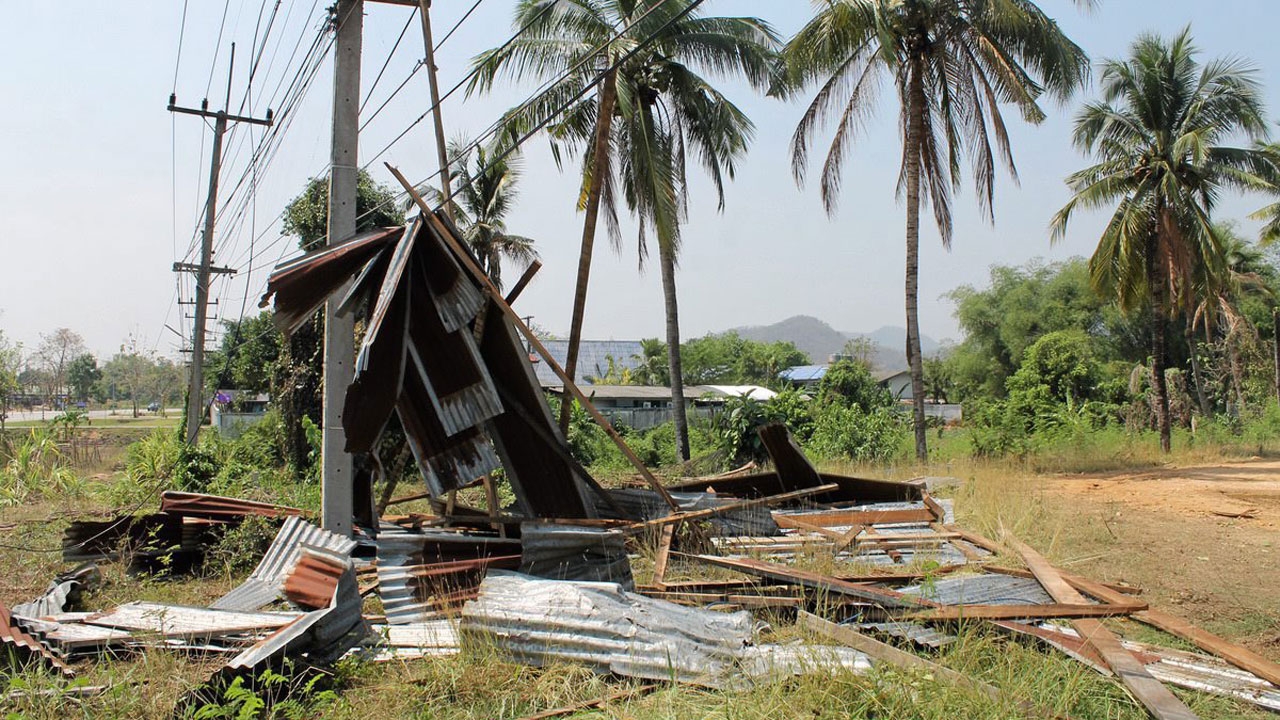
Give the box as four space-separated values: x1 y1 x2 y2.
1040 459 1280 658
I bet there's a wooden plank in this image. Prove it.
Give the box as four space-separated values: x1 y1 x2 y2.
922 492 946 522
774 507 936 529
776 515 846 541
517 683 658 720
905 603 1142 622
626 483 839 532
943 524 1005 554
985 566 1144 597
651 523 675 590
680 553 930 609
1133 609 1280 688
799 611 1072 718
1005 536 1199 720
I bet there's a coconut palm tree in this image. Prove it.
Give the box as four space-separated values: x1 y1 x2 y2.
420 140 537 291
469 0 778 460
774 0 1089 461
1052 29 1269 451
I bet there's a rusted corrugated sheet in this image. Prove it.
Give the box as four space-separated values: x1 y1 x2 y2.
259 226 404 333
212 516 357 612
159 491 303 521
0 604 75 677
62 513 185 563
283 546 347 610
262 210 596 519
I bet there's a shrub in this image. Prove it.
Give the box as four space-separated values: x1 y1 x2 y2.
0 428 84 505
807 405 907 463
125 428 182 483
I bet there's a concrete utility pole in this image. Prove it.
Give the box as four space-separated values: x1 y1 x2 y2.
322 0 363 535
170 43 272 445
416 0 454 220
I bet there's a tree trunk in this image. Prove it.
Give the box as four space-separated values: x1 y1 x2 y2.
559 68 618 435
488 247 503 291
1149 235 1172 453
659 242 690 461
904 69 928 462
1228 339 1246 414
1186 326 1212 416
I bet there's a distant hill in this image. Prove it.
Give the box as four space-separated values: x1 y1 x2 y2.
731 315 939 370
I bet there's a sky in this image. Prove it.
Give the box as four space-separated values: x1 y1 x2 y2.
2 0 1279 361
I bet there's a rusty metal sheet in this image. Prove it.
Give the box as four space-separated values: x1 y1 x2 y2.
260 226 404 334
0 604 75 677
283 546 347 611
159 491 303 521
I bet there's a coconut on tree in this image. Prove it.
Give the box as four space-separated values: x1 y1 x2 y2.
1052 28 1271 451
468 0 779 460
774 0 1090 461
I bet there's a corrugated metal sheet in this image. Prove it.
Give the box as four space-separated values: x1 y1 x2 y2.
62 513 185 563
857 621 957 649
282 546 347 610
592 489 780 537
461 572 757 687
159 491 303 521
0 604 75 676
82 602 300 638
531 340 646 387
11 564 99 620
900 574 1053 606
212 516 358 612
375 527 521 566
739 643 871 681
378 554 521 625
519 523 633 589
360 619 461 660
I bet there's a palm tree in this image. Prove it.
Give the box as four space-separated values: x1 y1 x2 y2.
1189 226 1274 413
422 140 537 291
775 0 1089 461
469 0 778 460
1052 29 1269 451
1249 141 1280 244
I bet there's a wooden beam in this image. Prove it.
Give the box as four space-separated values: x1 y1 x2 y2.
1132 609 1280 688
625 483 839 533
1005 535 1199 720
773 507 935 529
798 611 1070 719
651 523 675 590
904 603 1142 622
680 553 930 609
942 524 1005 554
389 165 679 511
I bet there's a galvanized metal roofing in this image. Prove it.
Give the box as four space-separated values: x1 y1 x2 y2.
778 365 827 383
901 574 1054 606
212 516 358 612
531 339 646 386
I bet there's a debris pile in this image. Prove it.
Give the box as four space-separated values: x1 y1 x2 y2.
6 210 1279 719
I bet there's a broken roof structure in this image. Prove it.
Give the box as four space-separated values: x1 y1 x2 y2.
261 211 596 519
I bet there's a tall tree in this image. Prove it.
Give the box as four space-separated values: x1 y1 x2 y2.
424 139 538 290
277 171 405 472
35 328 87 404
775 0 1089 461
470 0 778 460
66 353 100 403
1052 29 1269 451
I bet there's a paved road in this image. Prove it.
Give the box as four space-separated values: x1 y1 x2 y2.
4 407 181 423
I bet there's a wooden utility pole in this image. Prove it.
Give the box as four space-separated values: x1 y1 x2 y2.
322 0 363 535
1273 308 1280 404
416 0 454 220
169 43 272 445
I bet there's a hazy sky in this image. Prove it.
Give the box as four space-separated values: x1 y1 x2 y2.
3 1 1279 361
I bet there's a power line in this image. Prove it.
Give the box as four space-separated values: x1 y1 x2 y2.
360 9 417 115
434 0 485 51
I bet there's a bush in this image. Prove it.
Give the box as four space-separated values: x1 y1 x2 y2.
0 428 84 506
807 405 907 463
709 391 815 467
816 361 893 412
125 428 182 483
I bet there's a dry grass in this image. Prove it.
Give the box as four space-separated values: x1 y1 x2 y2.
3 446 1279 717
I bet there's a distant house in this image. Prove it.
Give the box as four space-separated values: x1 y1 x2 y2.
778 364 914 399
530 340 646 387
211 389 270 438
544 384 776 430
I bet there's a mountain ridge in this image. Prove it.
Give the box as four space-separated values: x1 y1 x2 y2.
729 315 940 370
